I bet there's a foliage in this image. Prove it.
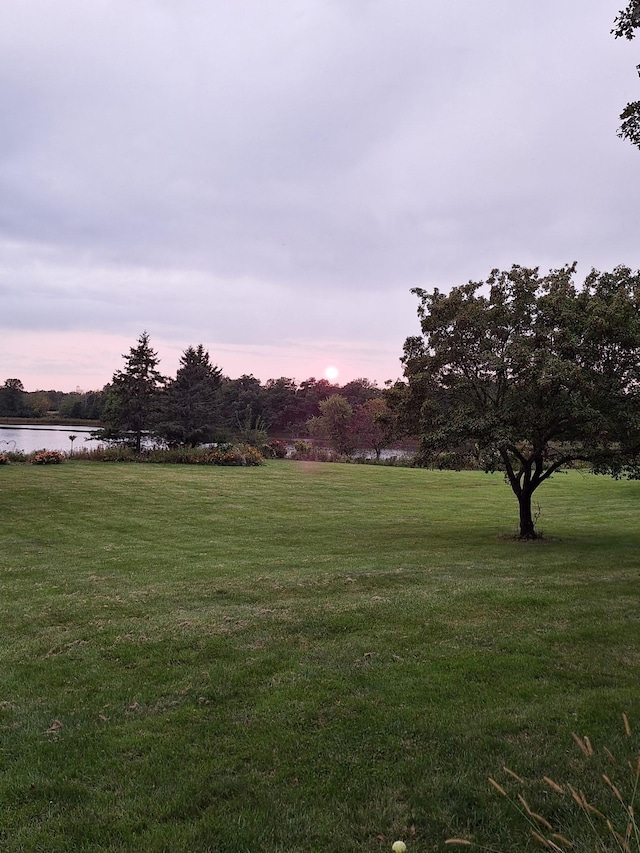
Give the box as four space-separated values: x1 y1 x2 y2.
91 445 137 462
155 344 224 447
261 377 301 434
218 374 266 436
29 449 64 465
234 408 269 446
290 439 333 461
202 444 264 466
262 439 288 458
612 1 640 149
96 332 166 454
0 452 9 465
396 264 640 538
295 377 340 426
0 450 26 464
0 379 31 418
308 394 356 455
351 397 399 460
75 443 264 466
340 377 382 407
57 389 107 421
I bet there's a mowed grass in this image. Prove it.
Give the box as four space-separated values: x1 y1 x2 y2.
1 461 639 852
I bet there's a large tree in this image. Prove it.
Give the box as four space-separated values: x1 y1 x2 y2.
156 344 223 447
351 397 398 460
0 379 28 417
100 332 165 454
612 1 640 150
396 264 640 538
307 394 355 455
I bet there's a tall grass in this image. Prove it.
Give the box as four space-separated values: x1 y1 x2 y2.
1 462 639 851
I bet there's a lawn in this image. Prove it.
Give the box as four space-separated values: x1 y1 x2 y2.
1 461 639 852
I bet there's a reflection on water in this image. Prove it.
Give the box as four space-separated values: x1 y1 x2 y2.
0 424 103 454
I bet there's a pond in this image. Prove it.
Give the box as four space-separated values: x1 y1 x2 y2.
0 424 104 454
0 424 416 460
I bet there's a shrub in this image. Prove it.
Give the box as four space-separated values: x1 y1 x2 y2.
241 445 264 466
30 450 64 465
291 441 336 462
220 448 246 466
0 453 9 465
262 439 288 459
293 440 313 458
1 450 27 464
94 446 136 463
36 442 264 466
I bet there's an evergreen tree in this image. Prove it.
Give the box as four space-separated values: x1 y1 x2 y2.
100 332 165 454
157 344 223 447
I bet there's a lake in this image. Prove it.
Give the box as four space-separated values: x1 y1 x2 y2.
0 424 415 460
0 424 104 454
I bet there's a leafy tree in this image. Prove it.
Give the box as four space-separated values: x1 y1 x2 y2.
27 392 51 417
296 378 339 426
219 374 268 437
99 332 165 454
308 394 355 455
612 1 640 149
58 390 107 421
262 378 300 435
396 264 640 538
0 379 29 417
351 397 398 460
340 378 381 407
156 344 223 447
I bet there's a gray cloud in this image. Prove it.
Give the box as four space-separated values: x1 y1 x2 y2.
1 0 639 388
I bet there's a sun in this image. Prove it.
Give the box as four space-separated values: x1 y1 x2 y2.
324 365 339 381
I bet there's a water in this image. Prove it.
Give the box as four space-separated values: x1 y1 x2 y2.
0 424 415 459
0 424 104 454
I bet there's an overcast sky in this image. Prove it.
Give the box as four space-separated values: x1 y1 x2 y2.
1 0 639 392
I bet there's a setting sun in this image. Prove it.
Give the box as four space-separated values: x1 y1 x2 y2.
324 366 339 381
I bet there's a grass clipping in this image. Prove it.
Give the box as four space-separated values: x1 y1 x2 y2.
446 714 639 853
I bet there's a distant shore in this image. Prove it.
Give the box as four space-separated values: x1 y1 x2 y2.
0 417 103 427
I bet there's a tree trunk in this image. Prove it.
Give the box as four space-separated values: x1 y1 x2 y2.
518 489 538 539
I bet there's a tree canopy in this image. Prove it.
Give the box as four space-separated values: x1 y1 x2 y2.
612 1 640 150
395 264 640 538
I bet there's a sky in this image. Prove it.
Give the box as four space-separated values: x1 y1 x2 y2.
1 0 639 392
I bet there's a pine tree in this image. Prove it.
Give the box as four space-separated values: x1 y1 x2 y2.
101 332 165 454
157 344 223 447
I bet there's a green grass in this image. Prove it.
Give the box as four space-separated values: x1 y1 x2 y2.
1 461 639 852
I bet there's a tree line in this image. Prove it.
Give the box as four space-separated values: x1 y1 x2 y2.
95 334 398 458
0 339 399 457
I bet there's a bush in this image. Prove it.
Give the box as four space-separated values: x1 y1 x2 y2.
31 443 264 466
241 445 264 466
262 439 288 459
0 453 9 465
93 446 136 463
143 447 211 464
291 441 335 462
30 450 64 465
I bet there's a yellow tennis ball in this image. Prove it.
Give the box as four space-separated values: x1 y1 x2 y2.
392 842 407 853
